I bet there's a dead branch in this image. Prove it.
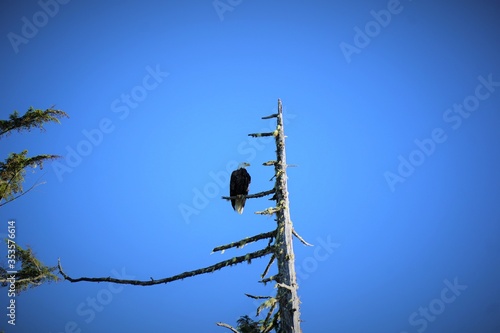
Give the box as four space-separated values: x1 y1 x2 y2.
248 132 275 137
257 297 277 317
245 293 272 300
58 247 273 286
261 254 275 279
216 322 240 333
212 231 276 254
260 275 278 285
292 228 313 247
263 312 280 333
255 207 281 215
221 189 275 201
261 113 278 119
276 282 295 292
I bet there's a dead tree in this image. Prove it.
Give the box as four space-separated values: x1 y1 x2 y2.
245 99 302 332
58 99 308 333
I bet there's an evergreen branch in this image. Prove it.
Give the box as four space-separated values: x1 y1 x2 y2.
0 169 21 202
0 273 46 287
212 231 276 254
0 151 59 203
216 322 240 333
276 282 295 292
0 158 29 201
1 241 59 293
267 235 275 247
58 247 274 286
0 107 68 138
221 189 275 201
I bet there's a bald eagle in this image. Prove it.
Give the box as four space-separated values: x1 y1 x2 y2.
230 162 251 214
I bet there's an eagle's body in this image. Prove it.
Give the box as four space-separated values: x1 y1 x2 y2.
230 162 251 214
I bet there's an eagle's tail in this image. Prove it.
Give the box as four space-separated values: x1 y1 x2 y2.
234 197 246 214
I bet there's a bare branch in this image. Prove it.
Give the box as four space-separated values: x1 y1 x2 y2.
212 231 276 254
248 131 275 137
276 282 295 292
245 293 272 300
221 189 275 201
216 322 240 333
261 113 278 119
0 151 58 203
257 297 277 317
259 275 278 285
0 273 46 287
255 207 281 215
292 228 313 247
262 297 278 331
261 254 276 279
58 247 274 286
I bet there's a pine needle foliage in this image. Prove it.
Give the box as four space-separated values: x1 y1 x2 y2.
0 107 68 138
0 106 68 205
1 240 59 294
0 150 59 202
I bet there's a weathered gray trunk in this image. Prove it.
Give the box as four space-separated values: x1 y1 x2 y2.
274 99 301 333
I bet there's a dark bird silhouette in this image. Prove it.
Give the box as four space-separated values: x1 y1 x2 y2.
230 162 251 214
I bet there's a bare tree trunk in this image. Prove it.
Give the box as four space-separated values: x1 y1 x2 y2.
274 99 301 333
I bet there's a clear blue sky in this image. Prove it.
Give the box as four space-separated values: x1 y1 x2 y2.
1 1 500 332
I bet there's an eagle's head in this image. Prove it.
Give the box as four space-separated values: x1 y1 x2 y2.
238 162 250 169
